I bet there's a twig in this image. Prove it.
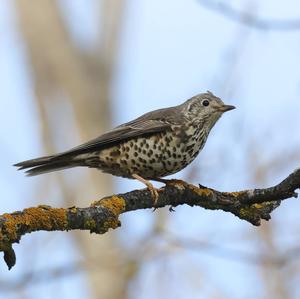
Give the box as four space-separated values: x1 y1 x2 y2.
1 168 299 270
199 0 300 31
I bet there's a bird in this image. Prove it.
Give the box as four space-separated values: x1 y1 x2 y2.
14 91 235 204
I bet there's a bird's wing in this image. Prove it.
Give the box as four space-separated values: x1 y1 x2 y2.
57 107 180 157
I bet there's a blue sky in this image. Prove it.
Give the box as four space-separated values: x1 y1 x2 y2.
1 1 300 298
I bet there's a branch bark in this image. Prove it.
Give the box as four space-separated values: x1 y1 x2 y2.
1 168 299 270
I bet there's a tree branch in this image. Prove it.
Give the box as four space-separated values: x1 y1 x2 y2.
1 168 299 270
199 0 300 31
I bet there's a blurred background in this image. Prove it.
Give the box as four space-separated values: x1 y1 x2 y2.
0 0 300 298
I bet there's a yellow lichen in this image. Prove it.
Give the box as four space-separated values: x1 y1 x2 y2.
90 196 125 233
223 191 247 197
102 217 121 231
239 207 252 218
188 184 214 197
1 207 68 242
84 219 97 230
239 204 263 219
91 196 125 216
69 207 77 214
253 203 264 209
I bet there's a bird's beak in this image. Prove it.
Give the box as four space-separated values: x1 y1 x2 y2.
218 104 236 112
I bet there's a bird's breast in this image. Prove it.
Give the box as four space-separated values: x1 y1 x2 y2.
88 125 208 179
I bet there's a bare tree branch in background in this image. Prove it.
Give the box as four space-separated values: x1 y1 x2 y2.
3 236 300 292
7 1 300 298
247 144 300 299
14 1 128 298
199 0 300 31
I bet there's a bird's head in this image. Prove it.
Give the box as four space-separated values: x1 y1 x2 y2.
182 91 235 128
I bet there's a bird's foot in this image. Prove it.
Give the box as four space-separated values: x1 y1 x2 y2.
198 183 208 189
132 173 161 208
169 206 176 212
148 184 159 206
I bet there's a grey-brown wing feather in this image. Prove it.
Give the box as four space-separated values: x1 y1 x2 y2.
56 106 182 157
14 105 183 174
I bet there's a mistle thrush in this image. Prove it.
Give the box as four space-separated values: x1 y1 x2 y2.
15 91 235 204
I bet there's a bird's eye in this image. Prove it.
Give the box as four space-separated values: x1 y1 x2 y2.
202 99 210 107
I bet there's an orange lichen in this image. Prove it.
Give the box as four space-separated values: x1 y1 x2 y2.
89 196 125 233
1 207 67 243
91 196 125 216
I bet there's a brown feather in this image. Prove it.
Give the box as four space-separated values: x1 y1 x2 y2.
56 106 183 157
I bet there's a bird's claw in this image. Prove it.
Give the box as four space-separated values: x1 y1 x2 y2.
198 183 207 189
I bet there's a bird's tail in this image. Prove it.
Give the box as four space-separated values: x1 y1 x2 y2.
14 155 79 176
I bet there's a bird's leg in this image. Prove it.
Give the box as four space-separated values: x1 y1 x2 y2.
150 178 187 212
132 173 160 206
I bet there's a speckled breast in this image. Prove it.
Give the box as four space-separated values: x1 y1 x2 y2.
88 124 208 179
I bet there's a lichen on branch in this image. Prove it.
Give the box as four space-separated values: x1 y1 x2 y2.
1 168 299 270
